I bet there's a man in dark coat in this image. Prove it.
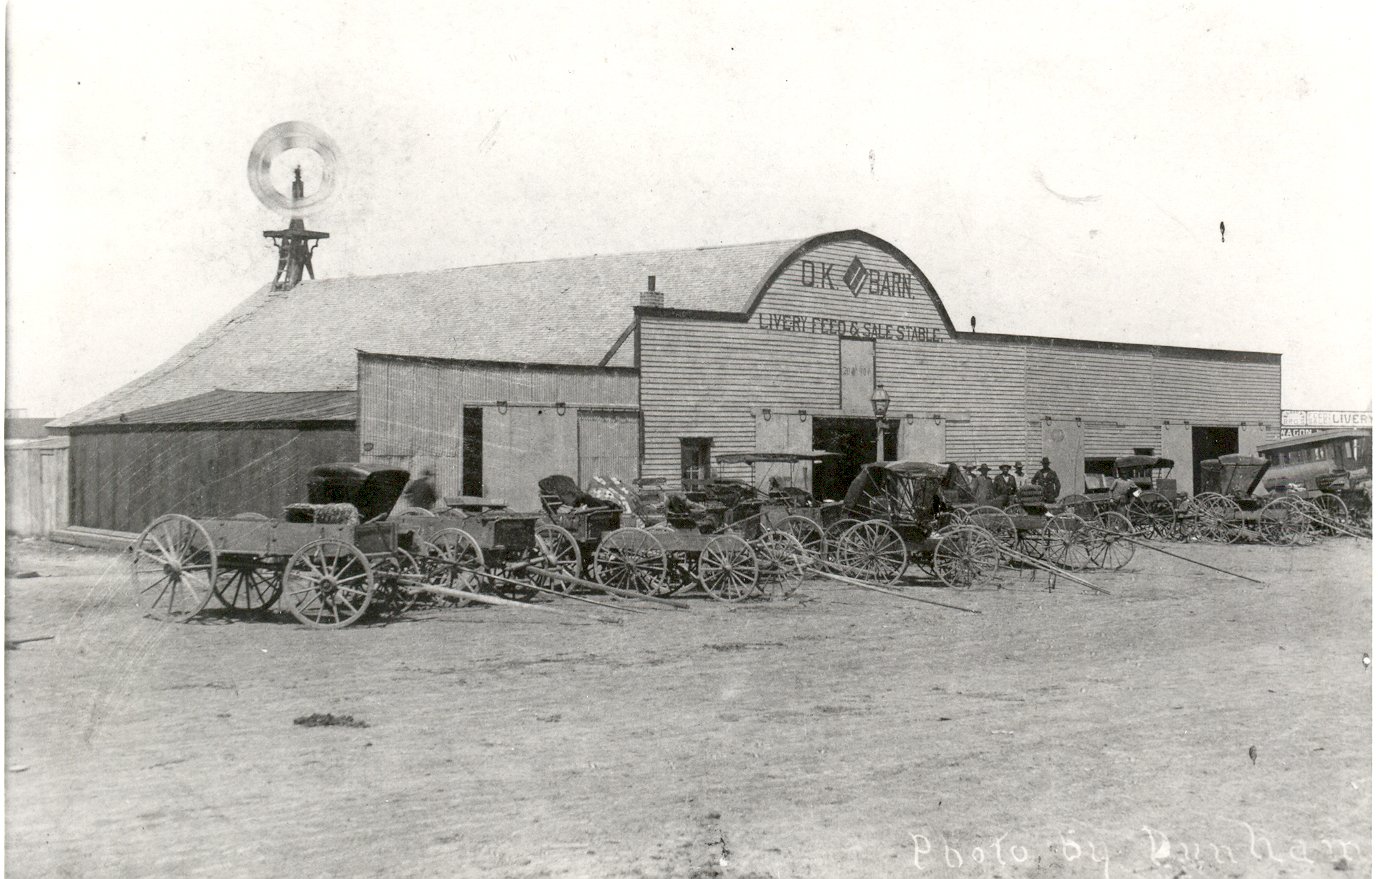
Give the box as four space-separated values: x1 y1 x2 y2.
992 464 1018 508
1032 457 1061 503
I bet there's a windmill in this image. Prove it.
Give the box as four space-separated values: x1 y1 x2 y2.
247 122 342 290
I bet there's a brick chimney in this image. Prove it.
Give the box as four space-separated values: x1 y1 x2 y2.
640 275 663 309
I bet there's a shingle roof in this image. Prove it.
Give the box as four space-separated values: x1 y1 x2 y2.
80 390 356 427
52 237 806 428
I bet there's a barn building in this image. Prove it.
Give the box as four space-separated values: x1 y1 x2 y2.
53 229 1281 526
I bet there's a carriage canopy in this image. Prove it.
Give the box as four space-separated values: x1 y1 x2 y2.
306 462 411 522
1199 455 1270 497
842 461 948 527
1114 455 1174 472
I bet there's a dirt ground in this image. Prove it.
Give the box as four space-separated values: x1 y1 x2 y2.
3 535 1371 878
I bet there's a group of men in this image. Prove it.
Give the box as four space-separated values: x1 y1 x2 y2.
959 457 1061 506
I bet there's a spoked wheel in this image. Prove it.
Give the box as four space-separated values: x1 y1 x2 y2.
131 514 218 622
932 525 1001 589
396 507 437 518
1284 497 1325 545
1191 493 1242 543
1040 513 1093 570
1312 494 1349 536
1088 511 1136 570
697 533 760 602
280 539 375 628
592 528 669 596
835 520 908 587
967 506 1017 554
772 515 827 566
372 549 423 617
419 528 486 606
528 523 583 594
213 562 282 613
1126 491 1174 538
823 518 860 561
753 530 808 599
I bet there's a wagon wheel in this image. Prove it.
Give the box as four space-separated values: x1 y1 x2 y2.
967 505 1017 554
592 528 669 596
373 549 423 617
771 515 827 566
1258 498 1304 546
1089 511 1136 570
1126 491 1174 538
131 514 218 622
946 507 970 526
835 520 908 587
1312 494 1349 535
1192 493 1242 543
1040 513 1093 570
932 525 1001 589
1059 494 1098 520
280 539 375 628
396 507 437 518
753 530 807 599
698 533 760 602
1289 498 1322 548
213 563 283 613
421 528 486 605
823 518 860 560
528 523 583 594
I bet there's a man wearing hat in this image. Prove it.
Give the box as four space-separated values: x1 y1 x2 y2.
992 464 1018 508
1032 456 1061 503
972 463 994 505
958 463 978 504
1013 461 1027 487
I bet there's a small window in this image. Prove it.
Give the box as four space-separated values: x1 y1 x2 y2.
680 438 713 486
1133 447 1154 456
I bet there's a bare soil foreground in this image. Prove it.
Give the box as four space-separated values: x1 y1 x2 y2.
4 536 1371 878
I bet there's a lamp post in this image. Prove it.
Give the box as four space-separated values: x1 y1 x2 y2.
871 384 891 463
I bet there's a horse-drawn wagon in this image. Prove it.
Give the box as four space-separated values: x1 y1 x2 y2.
1185 455 1312 545
131 463 603 628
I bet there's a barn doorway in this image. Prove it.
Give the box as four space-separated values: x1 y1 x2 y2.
812 417 898 502
1191 426 1238 493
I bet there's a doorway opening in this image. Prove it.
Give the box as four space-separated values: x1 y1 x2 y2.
462 407 483 496
812 417 898 502
1191 426 1238 493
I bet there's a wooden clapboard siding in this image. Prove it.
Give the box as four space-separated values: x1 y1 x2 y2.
358 353 638 458
1151 352 1281 423
639 233 1281 481
69 426 357 533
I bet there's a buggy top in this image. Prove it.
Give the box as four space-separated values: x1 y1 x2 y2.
842 461 953 525
714 451 841 502
304 462 411 523
1199 455 1270 496
1114 456 1175 488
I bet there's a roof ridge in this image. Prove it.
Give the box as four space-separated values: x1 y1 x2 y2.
294 236 810 286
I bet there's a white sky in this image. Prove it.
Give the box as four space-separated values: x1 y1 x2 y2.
6 0 1375 417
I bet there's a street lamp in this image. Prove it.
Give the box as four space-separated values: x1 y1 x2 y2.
871 384 891 462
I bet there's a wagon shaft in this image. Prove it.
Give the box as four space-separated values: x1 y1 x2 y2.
509 562 690 609
812 567 981 613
